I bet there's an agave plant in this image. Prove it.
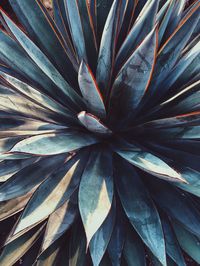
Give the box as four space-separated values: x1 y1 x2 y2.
0 0 199 265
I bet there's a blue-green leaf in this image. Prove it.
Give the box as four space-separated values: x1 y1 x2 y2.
96 0 113 40
115 158 166 266
158 0 176 46
0 155 66 201
152 3 200 92
78 61 106 118
9 0 78 85
173 221 200 264
10 131 98 155
108 204 125 266
13 152 87 236
41 197 77 252
0 157 37 183
110 26 158 124
1 11 84 112
123 226 146 266
96 0 121 99
163 0 186 42
0 30 76 108
64 0 88 63
149 181 200 239
115 0 159 72
0 189 35 221
77 0 98 71
52 0 76 58
113 139 185 183
78 111 112 135
0 85 56 123
90 202 116 266
0 71 75 120
0 225 45 266
161 216 186 266
79 148 113 246
69 219 87 266
37 234 66 266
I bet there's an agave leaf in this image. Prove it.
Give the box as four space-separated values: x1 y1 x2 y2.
19 237 42 266
118 0 130 30
78 61 106 118
0 154 67 201
0 189 35 221
89 0 96 34
52 0 77 61
9 0 78 85
183 32 200 54
151 3 200 92
0 154 33 161
149 80 200 118
0 137 22 154
147 250 163 266
161 216 186 266
117 0 137 44
115 0 158 72
108 204 125 266
0 31 76 109
150 125 200 140
1 11 84 112
96 0 120 100
158 0 176 46
149 181 200 239
0 71 75 119
163 0 187 42
163 91 200 118
113 139 185 183
41 197 78 253
145 142 200 172
0 117 68 138
89 201 116 266
37 235 66 266
167 257 177 266
12 151 88 236
79 148 113 246
0 86 55 123
0 225 45 266
174 167 200 197
139 113 200 130
10 130 98 155
96 0 113 40
115 158 166 266
76 0 98 71
0 133 25 156
123 226 146 266
78 111 112 135
110 26 158 125
173 221 200 264
0 157 37 182
64 0 88 63
154 39 200 99
156 0 171 24
69 219 87 266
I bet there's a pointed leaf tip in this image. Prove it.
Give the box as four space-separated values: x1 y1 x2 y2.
78 111 112 135
78 61 106 118
79 149 113 246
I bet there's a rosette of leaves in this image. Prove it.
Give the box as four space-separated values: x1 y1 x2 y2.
0 0 199 265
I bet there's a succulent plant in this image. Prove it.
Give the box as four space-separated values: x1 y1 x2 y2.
0 0 199 265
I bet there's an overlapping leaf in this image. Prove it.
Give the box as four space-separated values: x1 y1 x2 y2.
79 148 113 246
115 158 166 265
